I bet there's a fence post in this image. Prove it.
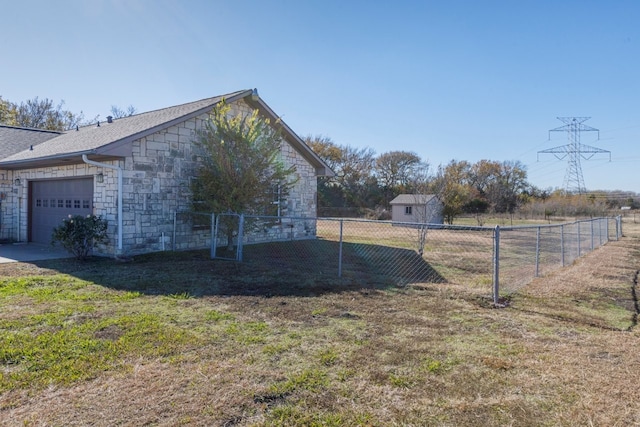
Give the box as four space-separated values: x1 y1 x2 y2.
617 215 622 240
338 219 343 278
535 226 540 277
590 220 594 251
210 213 216 259
577 221 581 257
599 218 603 246
493 225 500 305
237 214 244 262
560 224 565 267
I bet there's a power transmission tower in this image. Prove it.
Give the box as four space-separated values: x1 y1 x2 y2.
537 117 611 194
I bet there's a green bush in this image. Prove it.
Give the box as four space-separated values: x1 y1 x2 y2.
51 214 108 260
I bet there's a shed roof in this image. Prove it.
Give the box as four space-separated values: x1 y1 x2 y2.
390 194 438 205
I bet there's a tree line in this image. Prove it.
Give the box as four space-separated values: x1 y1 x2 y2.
0 95 135 131
305 135 637 223
306 135 533 222
1 95 635 222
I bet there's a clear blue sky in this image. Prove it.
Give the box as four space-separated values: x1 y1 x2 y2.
2 0 639 193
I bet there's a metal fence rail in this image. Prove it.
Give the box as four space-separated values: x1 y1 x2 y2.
317 219 496 288
170 211 622 302
497 217 619 294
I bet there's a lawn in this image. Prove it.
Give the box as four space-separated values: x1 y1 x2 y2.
1 222 639 426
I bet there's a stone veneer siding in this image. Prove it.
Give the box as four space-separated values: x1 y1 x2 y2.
1 99 318 255
0 170 19 242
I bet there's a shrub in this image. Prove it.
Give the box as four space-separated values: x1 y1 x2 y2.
51 214 108 260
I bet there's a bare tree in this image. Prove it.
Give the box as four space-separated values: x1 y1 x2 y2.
375 151 422 189
375 150 428 205
305 135 377 209
109 105 137 119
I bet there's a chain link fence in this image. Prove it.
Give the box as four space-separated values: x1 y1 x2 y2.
170 211 622 300
497 218 619 293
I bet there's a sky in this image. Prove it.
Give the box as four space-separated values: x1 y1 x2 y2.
2 0 640 193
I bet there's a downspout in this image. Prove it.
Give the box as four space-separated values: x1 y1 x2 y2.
82 155 123 255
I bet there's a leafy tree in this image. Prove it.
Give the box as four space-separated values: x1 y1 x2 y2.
192 101 297 247
1 97 86 131
0 96 15 125
487 160 528 215
463 159 529 218
429 160 472 224
305 137 538 221
468 160 500 198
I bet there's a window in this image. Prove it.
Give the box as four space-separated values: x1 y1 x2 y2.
43 199 48 208
50 199 56 208
83 200 90 209
65 200 71 208
405 206 412 215
58 199 64 208
36 199 41 207
74 200 80 209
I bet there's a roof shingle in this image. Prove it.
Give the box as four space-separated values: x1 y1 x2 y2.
0 89 333 177
0 90 248 164
390 194 438 205
0 125 61 159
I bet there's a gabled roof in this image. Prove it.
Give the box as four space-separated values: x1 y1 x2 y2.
390 194 438 205
0 125 61 160
0 89 334 177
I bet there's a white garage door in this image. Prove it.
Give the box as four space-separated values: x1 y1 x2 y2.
31 178 94 244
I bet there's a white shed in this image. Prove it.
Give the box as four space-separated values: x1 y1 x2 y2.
389 194 443 224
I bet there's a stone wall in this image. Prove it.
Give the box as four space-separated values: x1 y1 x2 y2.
0 99 319 255
119 99 318 255
0 171 18 242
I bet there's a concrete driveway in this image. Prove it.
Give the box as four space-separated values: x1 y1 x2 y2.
0 243 73 263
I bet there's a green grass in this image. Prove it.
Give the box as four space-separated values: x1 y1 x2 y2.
0 300 196 391
0 224 639 426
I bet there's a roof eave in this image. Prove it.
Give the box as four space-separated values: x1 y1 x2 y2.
0 150 124 170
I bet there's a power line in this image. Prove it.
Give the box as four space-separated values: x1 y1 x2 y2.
537 117 611 194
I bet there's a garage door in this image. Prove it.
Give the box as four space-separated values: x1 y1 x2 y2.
31 178 94 244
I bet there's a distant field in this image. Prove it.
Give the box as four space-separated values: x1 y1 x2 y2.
0 221 638 426
314 216 616 293
453 214 574 227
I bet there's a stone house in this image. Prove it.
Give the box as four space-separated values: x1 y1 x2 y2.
0 89 333 255
389 194 443 224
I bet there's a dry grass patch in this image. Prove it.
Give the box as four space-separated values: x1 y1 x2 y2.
0 221 639 426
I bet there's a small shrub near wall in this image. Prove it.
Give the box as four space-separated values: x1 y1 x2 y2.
51 214 108 260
